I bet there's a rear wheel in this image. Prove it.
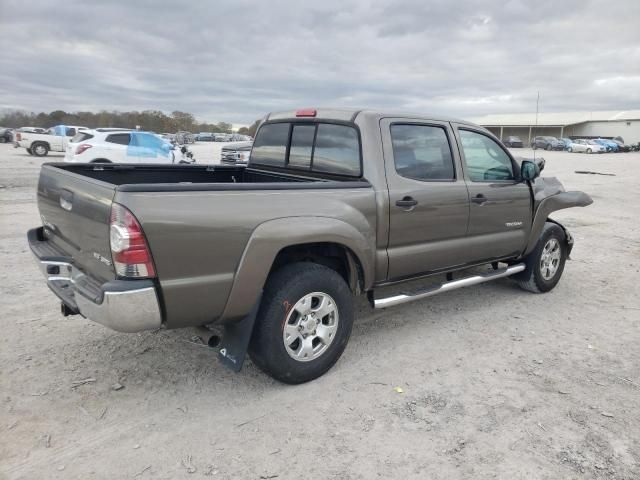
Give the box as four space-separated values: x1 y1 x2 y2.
249 262 354 384
587 148 592 154
568 147 573 152
32 142 49 157
545 144 552 151
0 137 6 143
515 223 567 293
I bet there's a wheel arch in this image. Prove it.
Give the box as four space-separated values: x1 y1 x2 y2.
219 217 374 322
31 140 50 149
523 191 593 256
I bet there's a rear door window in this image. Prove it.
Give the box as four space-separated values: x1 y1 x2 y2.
251 123 290 167
106 133 131 145
312 124 360 176
390 124 455 181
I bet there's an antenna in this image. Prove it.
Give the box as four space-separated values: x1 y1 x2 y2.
533 91 540 160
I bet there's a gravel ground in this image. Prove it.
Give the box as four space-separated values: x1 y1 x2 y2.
1 143 639 479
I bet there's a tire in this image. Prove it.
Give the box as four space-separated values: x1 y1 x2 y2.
0 137 6 143
532 144 537 150
32 142 49 157
568 147 572 152
90 159 111 163
587 148 592 154
545 144 552 151
26 148 33 155
514 223 567 293
249 262 354 384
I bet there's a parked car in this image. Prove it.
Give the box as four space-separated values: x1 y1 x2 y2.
531 136 564 151
27 108 593 384
175 131 195 144
559 138 573 150
567 139 606 154
502 136 523 148
593 138 618 152
196 132 215 141
0 127 13 143
214 133 232 142
229 134 252 142
64 128 175 163
17 126 46 134
16 125 89 156
611 138 631 152
220 141 253 164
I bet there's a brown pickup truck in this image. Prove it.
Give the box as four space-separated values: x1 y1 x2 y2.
28 108 592 383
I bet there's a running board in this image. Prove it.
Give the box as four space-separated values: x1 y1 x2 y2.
373 264 526 309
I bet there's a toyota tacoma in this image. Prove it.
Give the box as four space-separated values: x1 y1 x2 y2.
28 108 592 383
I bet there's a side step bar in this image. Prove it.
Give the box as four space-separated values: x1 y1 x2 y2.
372 263 526 309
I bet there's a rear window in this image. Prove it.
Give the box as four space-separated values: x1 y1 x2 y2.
251 122 361 176
251 123 289 167
106 133 131 145
71 132 94 143
288 124 315 168
312 124 360 176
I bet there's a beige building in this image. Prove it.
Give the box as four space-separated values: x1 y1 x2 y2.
471 110 640 145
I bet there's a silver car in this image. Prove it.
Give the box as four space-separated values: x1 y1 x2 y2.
567 139 606 154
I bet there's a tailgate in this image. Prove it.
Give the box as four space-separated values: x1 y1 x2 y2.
37 164 117 283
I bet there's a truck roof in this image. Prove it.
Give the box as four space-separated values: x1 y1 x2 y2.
266 108 477 127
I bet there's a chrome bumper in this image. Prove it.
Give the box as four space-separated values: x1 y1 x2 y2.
29 227 163 333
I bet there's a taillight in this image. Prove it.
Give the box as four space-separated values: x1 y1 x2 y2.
76 144 92 155
109 203 156 278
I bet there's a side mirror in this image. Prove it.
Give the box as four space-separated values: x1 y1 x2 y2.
520 159 541 181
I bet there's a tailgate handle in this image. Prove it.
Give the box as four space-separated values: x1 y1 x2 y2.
60 189 74 211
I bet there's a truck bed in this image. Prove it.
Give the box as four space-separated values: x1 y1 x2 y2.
47 163 369 192
34 162 376 329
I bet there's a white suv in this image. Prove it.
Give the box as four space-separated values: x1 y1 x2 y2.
65 128 176 163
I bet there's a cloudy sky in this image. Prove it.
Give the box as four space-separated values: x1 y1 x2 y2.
1 0 639 125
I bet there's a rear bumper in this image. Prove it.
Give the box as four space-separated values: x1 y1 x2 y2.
28 227 163 333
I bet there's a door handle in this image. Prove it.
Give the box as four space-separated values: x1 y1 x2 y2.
396 197 418 208
471 194 487 205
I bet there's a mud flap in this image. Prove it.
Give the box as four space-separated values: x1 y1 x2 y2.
217 293 262 372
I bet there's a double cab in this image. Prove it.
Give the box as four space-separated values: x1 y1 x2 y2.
28 108 592 383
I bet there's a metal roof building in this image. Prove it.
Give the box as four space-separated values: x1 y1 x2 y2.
470 110 640 145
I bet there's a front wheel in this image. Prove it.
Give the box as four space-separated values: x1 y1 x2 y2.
568 147 573 152
545 144 552 151
514 223 567 293
587 148 592 154
26 148 33 155
249 262 354 384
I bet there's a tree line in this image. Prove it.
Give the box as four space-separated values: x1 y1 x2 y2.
0 109 260 136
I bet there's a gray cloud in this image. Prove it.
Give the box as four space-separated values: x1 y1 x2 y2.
1 0 639 125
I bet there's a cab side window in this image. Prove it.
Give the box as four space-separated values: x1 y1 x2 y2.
390 124 455 181
459 130 515 182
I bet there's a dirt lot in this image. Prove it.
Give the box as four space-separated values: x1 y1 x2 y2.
1 143 639 479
